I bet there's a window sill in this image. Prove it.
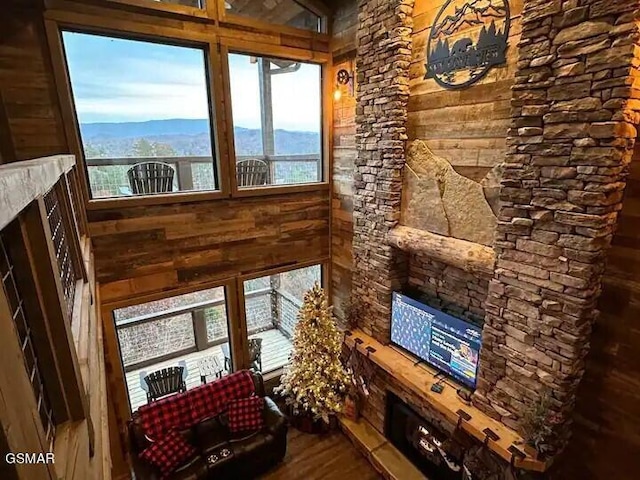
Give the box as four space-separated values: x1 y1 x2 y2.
233 182 329 198
86 190 227 211
86 182 330 210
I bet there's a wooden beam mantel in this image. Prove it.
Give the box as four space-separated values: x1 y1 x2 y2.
344 329 551 473
387 226 496 276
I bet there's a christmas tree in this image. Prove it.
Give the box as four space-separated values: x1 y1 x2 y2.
275 283 350 423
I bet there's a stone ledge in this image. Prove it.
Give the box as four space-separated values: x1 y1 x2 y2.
387 226 496 276
339 415 427 480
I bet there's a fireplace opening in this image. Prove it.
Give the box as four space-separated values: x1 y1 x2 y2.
385 391 466 480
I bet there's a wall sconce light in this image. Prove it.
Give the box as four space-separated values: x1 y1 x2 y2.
334 68 354 101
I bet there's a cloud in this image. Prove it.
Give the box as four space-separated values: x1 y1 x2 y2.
64 32 321 131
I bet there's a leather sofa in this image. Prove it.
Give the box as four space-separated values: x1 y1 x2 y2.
128 372 288 479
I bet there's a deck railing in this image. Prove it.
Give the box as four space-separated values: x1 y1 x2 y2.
85 154 321 197
116 287 282 372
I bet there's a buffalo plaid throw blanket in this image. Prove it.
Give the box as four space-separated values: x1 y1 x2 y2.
139 370 255 440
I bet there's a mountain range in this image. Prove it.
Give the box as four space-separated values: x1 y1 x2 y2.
80 119 320 158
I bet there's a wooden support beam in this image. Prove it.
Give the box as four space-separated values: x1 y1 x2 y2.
0 155 75 230
387 226 496 277
258 58 275 157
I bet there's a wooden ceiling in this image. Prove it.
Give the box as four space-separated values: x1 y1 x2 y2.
225 0 331 27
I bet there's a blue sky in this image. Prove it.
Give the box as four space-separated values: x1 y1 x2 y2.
62 31 321 132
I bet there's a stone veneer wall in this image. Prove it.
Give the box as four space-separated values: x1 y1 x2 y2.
474 0 640 436
408 254 490 328
351 0 640 464
352 0 414 342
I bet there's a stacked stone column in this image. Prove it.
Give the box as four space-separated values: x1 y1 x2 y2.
352 0 414 342
474 0 640 439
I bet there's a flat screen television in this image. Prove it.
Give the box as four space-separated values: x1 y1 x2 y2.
390 292 482 389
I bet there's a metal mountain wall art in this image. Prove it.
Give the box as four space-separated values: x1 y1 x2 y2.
425 0 510 89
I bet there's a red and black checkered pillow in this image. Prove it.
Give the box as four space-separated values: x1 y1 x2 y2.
140 430 196 478
227 396 265 433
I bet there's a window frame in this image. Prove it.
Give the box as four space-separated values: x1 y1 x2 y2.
220 39 331 198
217 0 330 36
45 19 230 210
237 259 329 380
104 278 240 414
103 0 213 19
45 6 332 208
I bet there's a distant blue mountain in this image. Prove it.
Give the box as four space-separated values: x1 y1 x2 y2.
80 119 211 139
79 119 320 157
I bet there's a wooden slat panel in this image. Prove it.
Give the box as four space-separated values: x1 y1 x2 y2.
407 1 523 172
93 190 330 303
0 10 68 161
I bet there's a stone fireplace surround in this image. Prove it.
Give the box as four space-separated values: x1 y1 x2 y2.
350 0 640 472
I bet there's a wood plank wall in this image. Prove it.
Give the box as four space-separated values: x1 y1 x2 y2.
409 0 523 182
330 0 357 324
0 3 68 161
0 1 332 477
90 191 330 304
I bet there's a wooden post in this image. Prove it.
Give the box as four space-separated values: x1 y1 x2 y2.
21 198 89 422
259 58 275 156
269 274 281 330
230 278 248 371
0 92 16 164
258 58 275 184
176 158 194 191
66 168 88 237
193 308 209 351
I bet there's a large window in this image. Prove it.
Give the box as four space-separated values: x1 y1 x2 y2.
61 31 218 199
242 264 321 375
224 0 322 32
114 287 232 411
228 53 322 188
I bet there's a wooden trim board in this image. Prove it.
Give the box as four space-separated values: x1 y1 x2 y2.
344 329 551 472
340 416 426 480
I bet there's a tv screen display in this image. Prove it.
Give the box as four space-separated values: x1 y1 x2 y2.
390 292 482 389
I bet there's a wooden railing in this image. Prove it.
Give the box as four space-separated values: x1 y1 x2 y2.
85 153 321 196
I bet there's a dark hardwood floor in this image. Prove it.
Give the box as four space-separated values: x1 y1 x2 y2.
260 429 382 480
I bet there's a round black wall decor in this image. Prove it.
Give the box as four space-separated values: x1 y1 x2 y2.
424 0 510 90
